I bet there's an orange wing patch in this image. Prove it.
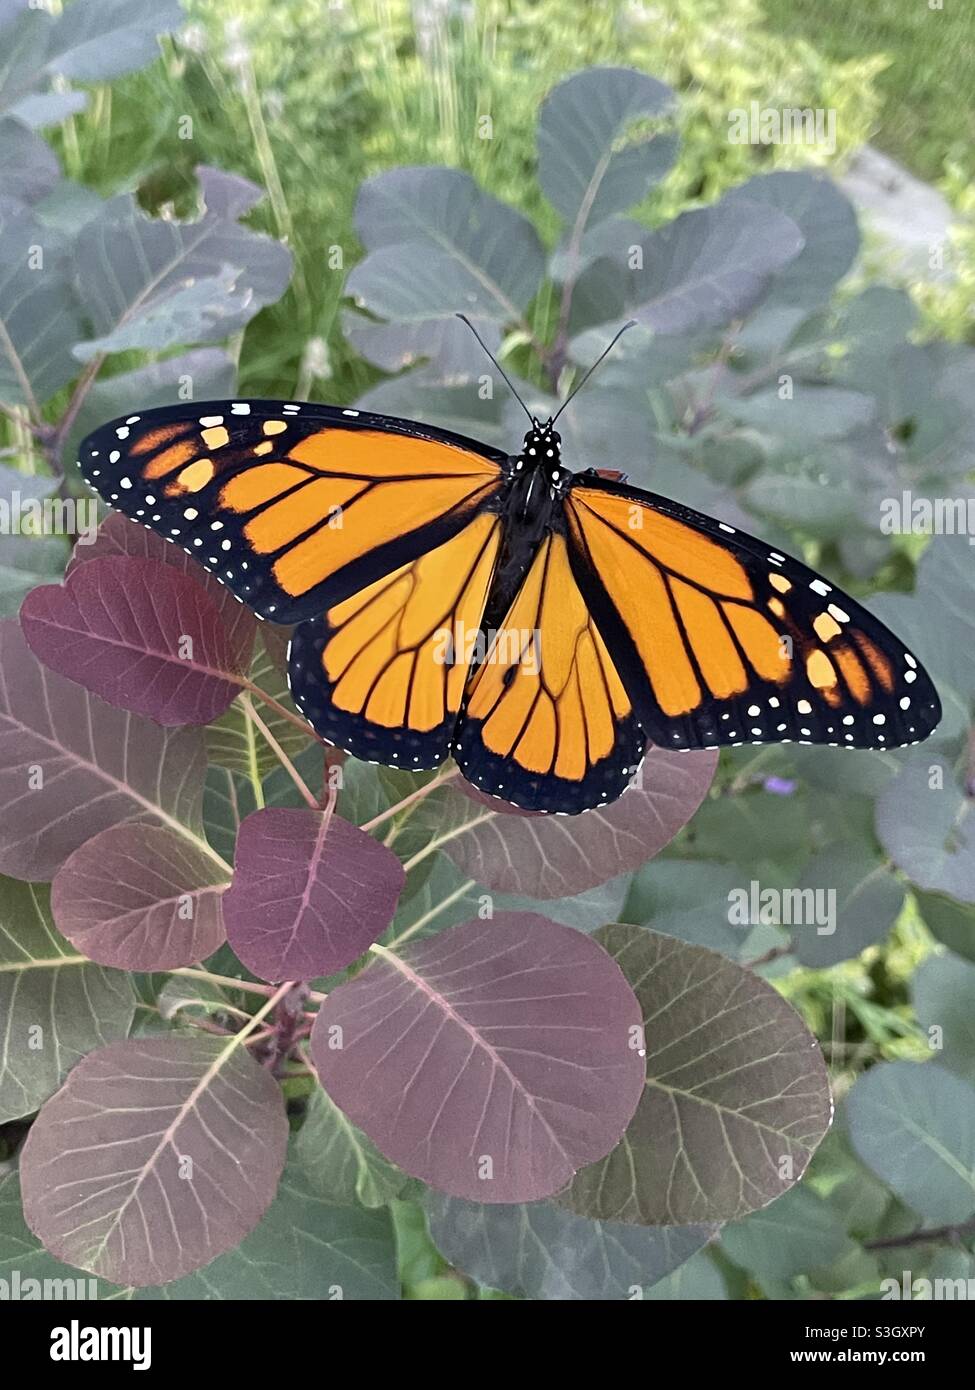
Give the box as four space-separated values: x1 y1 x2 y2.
463 534 632 781
313 512 502 733
97 410 504 622
567 491 788 716
564 482 939 753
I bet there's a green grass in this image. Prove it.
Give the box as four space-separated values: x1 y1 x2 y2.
761 0 975 181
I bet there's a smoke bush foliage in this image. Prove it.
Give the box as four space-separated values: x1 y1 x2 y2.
0 2 973 1301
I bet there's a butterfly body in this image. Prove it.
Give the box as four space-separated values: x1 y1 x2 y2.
79 397 941 815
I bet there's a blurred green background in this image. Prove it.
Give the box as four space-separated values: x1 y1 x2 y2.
51 0 974 402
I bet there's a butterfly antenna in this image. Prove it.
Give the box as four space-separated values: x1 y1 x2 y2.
550 319 638 426
455 313 535 425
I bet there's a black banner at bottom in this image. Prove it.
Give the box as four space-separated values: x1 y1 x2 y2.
0 1295 968 1375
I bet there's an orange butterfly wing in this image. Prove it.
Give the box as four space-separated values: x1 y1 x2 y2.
563 478 941 752
452 532 645 812
79 401 506 624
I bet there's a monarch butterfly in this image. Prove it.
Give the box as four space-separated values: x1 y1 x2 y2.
78 321 941 815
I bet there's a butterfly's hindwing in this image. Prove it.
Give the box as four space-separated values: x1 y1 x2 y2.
288 511 504 770
453 532 646 813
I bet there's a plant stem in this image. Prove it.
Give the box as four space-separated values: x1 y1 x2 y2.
167 965 326 1005
743 943 793 969
238 674 331 746
865 1216 975 1251
235 980 296 1045
359 764 459 834
168 966 279 997
239 692 319 809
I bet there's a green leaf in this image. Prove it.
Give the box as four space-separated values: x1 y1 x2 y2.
568 197 804 336
73 266 250 361
622 859 747 957
0 466 67 615
0 1157 399 1301
721 1185 854 1282
642 1249 728 1300
728 385 875 441
537 66 676 229
37 0 182 85
563 925 832 1225
0 878 134 1123
295 1085 407 1209
914 890 975 963
70 168 291 359
846 1060 975 1226
0 1169 108 1298
424 1191 713 1300
62 347 237 475
137 1157 399 1300
791 846 905 968
0 200 84 407
203 766 259 864
913 953 975 1081
0 117 59 201
350 167 544 325
726 172 859 309
872 534 975 703
876 752 975 905
207 632 307 781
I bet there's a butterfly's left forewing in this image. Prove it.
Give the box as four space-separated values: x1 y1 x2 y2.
563 476 941 753
79 400 507 624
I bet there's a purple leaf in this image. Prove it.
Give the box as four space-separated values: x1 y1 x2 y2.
68 509 256 658
436 746 718 896
0 619 206 880
20 1035 288 1287
310 912 645 1202
21 554 252 725
51 823 229 970
223 807 405 982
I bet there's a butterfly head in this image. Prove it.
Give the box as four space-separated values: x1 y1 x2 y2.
518 421 563 486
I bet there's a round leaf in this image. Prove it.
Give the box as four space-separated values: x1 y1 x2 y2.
0 878 134 1122
563 925 832 1224
350 166 544 321
310 913 645 1202
912 953 975 1081
425 1192 713 1300
295 1086 406 1209
51 823 229 970
433 745 717 897
792 845 905 968
20 1034 289 1287
0 619 207 880
21 554 252 726
223 807 405 982
876 753 975 903
537 67 676 228
845 1060 975 1226
914 889 975 963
